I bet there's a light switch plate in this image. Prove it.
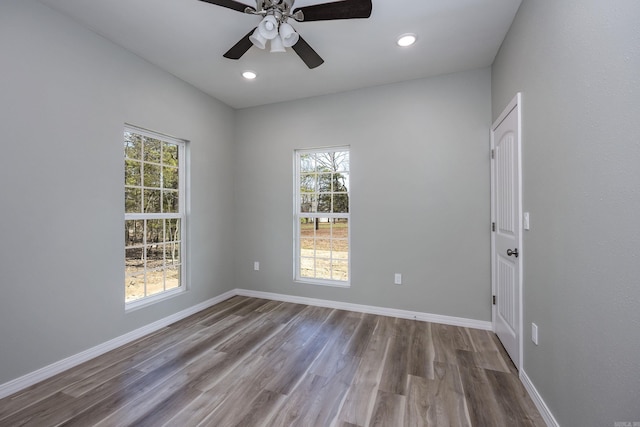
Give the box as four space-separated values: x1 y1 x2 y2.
524 212 530 230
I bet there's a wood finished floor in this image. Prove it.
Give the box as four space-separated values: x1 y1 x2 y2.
0 296 545 427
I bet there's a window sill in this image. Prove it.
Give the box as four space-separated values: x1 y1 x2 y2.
295 278 351 288
125 287 186 312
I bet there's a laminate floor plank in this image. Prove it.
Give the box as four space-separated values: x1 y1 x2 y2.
379 319 414 395
337 329 389 426
0 297 544 427
456 350 507 427
484 369 546 427
431 361 472 426
343 313 377 358
407 320 435 380
370 390 406 427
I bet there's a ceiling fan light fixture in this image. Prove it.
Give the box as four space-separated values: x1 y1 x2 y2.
257 15 279 40
397 33 417 47
279 22 299 47
270 35 286 53
249 28 267 49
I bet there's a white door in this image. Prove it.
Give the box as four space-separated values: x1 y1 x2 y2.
491 94 522 369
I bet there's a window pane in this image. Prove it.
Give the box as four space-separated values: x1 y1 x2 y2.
125 248 145 275
143 164 161 188
146 269 165 297
163 191 179 213
300 257 315 278
300 173 316 193
125 160 141 186
334 151 349 172
125 187 141 213
147 219 164 243
332 239 349 259
165 243 180 266
143 189 161 213
332 260 349 281
146 244 164 270
163 166 179 190
333 172 349 192
166 219 180 242
300 194 316 213
300 153 316 172
333 194 349 213
315 257 332 280
125 275 145 303
318 194 331 213
333 218 349 236
124 132 142 160
317 173 332 192
163 142 179 166
144 138 162 163
166 267 180 290
125 220 144 247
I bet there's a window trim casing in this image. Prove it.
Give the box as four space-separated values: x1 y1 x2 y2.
124 124 188 310
293 146 351 288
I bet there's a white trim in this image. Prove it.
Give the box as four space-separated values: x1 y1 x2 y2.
0 290 236 400
234 289 492 330
520 370 560 427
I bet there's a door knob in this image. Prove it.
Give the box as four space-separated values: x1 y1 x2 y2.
507 248 519 258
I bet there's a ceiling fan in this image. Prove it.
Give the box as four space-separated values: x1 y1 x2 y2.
198 0 373 69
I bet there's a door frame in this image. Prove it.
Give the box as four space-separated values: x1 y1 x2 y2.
491 92 523 370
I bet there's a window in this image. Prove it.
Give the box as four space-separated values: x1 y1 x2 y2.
124 126 186 305
295 147 350 286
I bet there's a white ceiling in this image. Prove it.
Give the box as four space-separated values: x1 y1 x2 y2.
37 0 522 109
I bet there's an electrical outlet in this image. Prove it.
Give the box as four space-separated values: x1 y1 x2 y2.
254 261 260 271
394 273 402 285
531 323 539 345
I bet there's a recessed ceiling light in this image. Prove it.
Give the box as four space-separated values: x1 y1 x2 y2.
242 71 257 80
397 34 417 47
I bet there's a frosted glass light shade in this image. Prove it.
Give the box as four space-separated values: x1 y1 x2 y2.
249 28 267 49
258 15 279 40
279 23 299 48
270 35 286 53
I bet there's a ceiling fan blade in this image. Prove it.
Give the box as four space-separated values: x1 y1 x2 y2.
292 36 324 69
197 0 254 13
223 28 256 59
293 0 372 22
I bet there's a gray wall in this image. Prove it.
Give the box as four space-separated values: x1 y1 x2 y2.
492 0 640 425
0 0 236 385
234 68 492 321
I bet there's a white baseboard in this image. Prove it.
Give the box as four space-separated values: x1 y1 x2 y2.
0 290 236 400
520 369 559 427
234 288 492 330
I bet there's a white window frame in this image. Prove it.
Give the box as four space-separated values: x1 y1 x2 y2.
124 125 187 310
294 146 351 287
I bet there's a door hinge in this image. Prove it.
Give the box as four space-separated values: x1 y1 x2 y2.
492 222 496 232
491 149 495 159
493 295 496 305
